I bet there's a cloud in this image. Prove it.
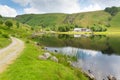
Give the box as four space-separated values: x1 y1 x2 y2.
24 7 44 14
25 0 81 14
12 0 120 14
0 5 17 17
13 0 81 14
12 0 30 6
81 4 101 12
91 0 120 8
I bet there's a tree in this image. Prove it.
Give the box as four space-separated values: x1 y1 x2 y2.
90 24 107 32
104 6 119 16
16 22 20 28
0 15 2 18
0 20 3 25
5 21 13 28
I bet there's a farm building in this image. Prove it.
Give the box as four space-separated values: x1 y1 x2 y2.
74 28 91 32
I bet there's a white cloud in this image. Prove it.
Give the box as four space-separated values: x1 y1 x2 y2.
25 0 81 14
24 7 44 14
0 5 17 17
91 0 120 8
81 4 102 12
12 0 120 14
13 0 81 14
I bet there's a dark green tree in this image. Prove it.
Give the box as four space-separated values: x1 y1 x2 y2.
0 15 2 18
104 6 119 16
0 20 3 25
5 21 13 28
16 22 20 28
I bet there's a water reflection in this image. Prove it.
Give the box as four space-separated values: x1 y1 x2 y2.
45 47 120 80
74 34 91 38
35 34 120 54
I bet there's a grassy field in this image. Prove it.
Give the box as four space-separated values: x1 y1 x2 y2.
108 12 120 32
0 42 88 80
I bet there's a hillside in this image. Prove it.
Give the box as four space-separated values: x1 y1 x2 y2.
0 17 33 48
16 13 67 27
109 12 120 31
15 10 120 31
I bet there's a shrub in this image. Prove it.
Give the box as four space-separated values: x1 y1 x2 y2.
0 20 3 25
5 20 13 28
0 15 2 18
26 40 30 43
0 31 3 34
2 33 9 38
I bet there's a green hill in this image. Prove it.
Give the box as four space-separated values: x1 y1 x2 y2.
16 13 67 27
109 12 120 31
15 10 120 32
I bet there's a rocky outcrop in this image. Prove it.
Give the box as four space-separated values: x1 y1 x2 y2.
38 52 51 60
43 52 51 58
50 56 58 62
38 52 58 63
38 55 47 60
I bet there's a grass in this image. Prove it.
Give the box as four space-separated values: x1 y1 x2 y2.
54 31 120 35
0 42 88 80
0 35 11 48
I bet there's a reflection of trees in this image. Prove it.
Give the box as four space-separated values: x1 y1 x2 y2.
34 34 120 55
101 37 114 55
58 34 73 39
90 35 106 40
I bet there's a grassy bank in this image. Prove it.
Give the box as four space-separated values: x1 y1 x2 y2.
0 35 11 48
54 31 120 35
0 42 88 80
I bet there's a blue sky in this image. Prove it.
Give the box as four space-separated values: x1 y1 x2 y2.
0 0 120 17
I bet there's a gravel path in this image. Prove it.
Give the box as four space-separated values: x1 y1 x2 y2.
0 37 24 73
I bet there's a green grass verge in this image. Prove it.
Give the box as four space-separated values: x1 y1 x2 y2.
54 31 120 35
0 42 88 80
0 35 11 48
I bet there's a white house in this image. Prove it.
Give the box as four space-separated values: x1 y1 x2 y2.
74 28 91 32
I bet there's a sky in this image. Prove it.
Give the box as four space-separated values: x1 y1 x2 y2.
0 0 120 17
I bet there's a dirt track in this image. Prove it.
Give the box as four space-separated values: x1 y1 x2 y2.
0 37 24 73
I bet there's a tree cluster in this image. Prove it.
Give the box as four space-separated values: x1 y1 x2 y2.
90 24 107 32
5 21 13 28
56 24 82 32
104 6 119 16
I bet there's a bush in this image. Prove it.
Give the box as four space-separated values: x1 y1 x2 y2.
5 20 13 28
26 40 30 43
2 33 9 38
0 15 2 18
90 24 107 32
0 31 3 34
0 20 3 25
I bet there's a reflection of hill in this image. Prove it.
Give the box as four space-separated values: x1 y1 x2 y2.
102 37 114 55
108 35 120 54
34 34 120 55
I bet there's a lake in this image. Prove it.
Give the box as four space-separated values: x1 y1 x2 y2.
34 33 120 80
